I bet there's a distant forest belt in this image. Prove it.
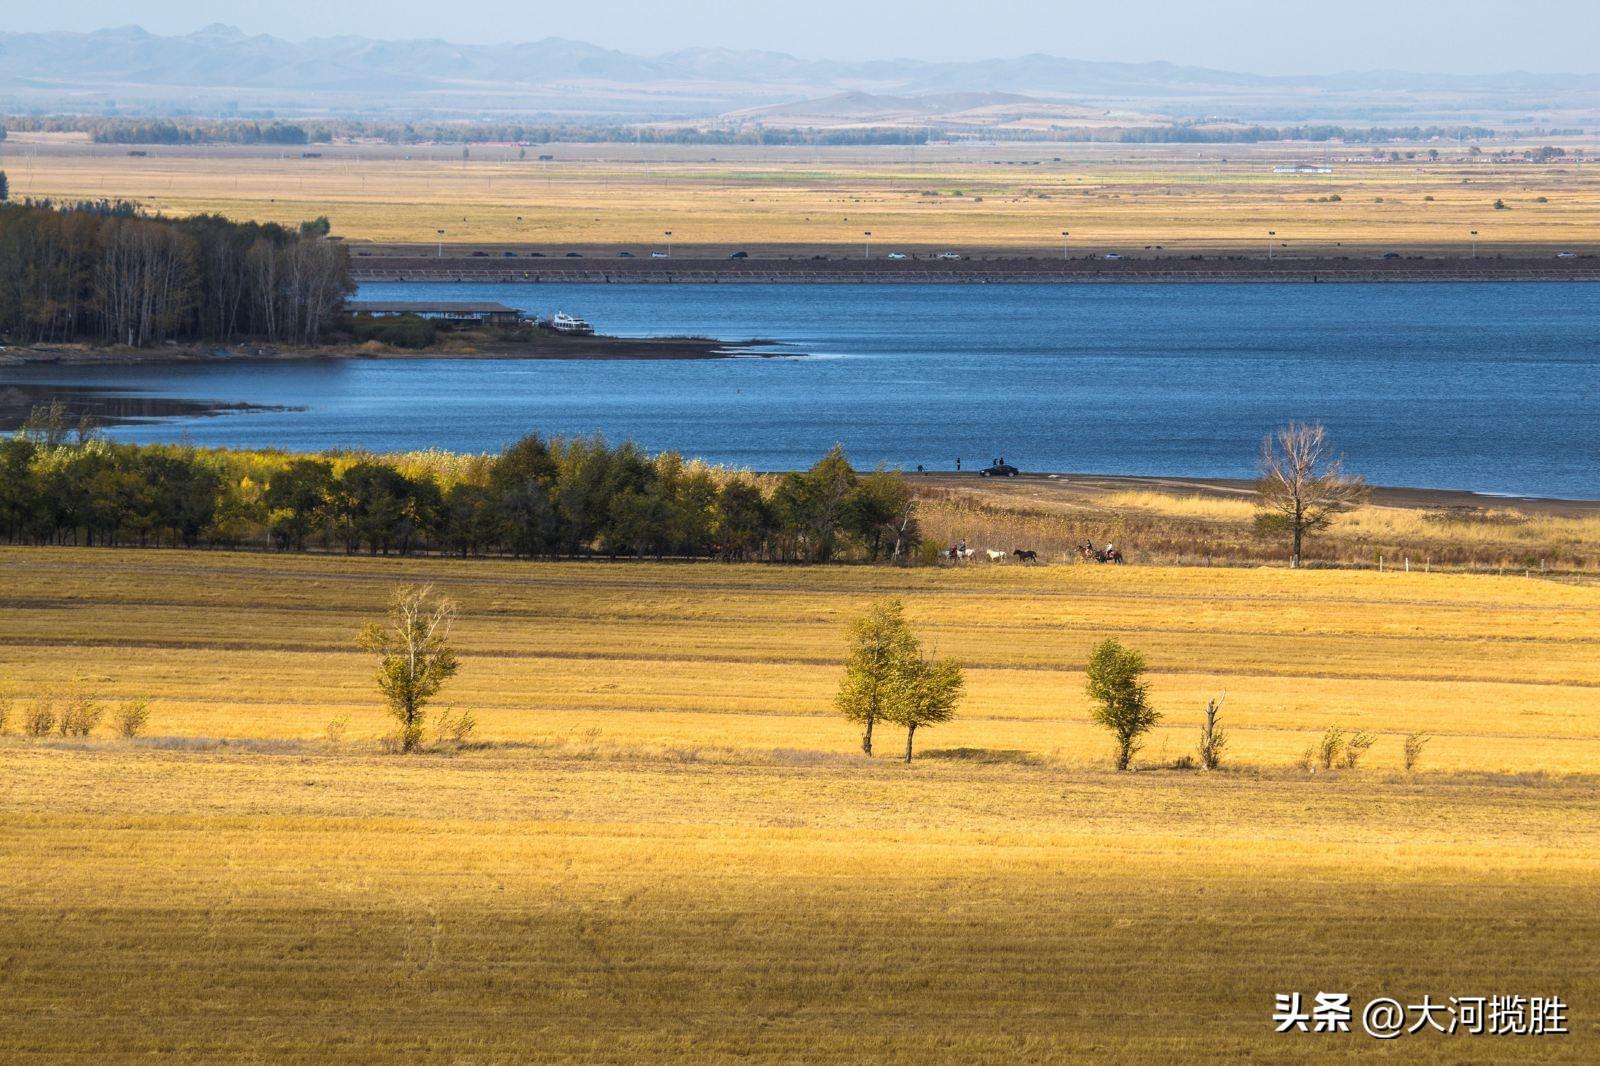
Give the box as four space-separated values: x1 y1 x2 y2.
351 254 1600 283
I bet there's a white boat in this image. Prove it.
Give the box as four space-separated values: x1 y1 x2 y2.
548 311 595 335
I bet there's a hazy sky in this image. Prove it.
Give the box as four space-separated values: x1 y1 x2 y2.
8 0 1599 74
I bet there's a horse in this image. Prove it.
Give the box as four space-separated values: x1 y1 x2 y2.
1077 542 1125 565
985 549 1008 563
948 545 975 561
1012 548 1038 563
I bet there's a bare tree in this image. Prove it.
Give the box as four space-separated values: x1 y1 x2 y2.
1255 422 1369 567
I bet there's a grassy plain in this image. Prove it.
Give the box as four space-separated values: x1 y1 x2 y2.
920 475 1600 571
2 547 1599 1059
4 136 1597 255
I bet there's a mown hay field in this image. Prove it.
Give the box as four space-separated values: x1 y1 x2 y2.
2 547 1598 1060
5 139 1596 254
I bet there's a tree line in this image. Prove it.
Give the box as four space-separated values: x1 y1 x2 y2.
4 115 1527 148
0 421 918 563
0 201 351 346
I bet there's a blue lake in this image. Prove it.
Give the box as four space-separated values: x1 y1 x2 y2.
5 281 1598 496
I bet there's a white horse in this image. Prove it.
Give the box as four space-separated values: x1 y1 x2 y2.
985 549 1008 563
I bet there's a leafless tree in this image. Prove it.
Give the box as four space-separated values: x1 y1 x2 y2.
1255 422 1369 567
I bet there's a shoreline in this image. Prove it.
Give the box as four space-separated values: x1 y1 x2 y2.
350 253 1600 285
0 334 789 368
914 471 1600 516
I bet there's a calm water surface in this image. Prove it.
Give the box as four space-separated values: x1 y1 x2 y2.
4 282 1597 496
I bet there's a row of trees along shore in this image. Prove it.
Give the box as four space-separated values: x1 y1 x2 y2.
0 417 917 562
0 200 350 346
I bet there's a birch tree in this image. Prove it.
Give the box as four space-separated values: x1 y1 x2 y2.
835 598 917 756
357 584 460 753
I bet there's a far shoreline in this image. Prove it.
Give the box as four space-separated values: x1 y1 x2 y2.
912 471 1600 517
349 252 1600 285
0 333 792 369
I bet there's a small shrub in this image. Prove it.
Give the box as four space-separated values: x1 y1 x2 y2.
1403 731 1431 772
1197 693 1227 771
1315 726 1346 771
435 707 478 746
116 699 151 739
59 690 105 737
352 313 437 350
324 714 350 746
24 698 56 737
1296 744 1316 772
1172 754 1197 770
1341 731 1376 769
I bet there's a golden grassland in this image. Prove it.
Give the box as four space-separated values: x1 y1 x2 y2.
920 480 1600 571
2 547 1599 1059
4 139 1597 254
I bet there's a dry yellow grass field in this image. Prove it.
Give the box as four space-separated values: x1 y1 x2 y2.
5 138 1595 254
2 547 1598 1059
920 478 1600 571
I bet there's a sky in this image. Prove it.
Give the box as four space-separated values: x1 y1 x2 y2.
6 0 1598 75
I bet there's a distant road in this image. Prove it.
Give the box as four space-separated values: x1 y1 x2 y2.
351 253 1600 284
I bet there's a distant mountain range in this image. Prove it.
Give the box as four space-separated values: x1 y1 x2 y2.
0 24 1595 124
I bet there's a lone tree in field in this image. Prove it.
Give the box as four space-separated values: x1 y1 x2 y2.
836 599 918 756
1197 692 1227 771
1085 638 1160 771
887 653 965 763
1254 421 1369 567
0 171 9 202
357 584 460 753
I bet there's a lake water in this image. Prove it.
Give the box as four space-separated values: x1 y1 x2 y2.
5 282 1598 496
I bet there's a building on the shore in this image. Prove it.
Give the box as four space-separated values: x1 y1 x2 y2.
1272 164 1335 174
346 300 525 326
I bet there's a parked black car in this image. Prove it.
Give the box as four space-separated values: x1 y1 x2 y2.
980 462 1020 478
728 251 749 259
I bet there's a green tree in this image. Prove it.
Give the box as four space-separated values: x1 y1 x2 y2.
887 653 964 762
265 458 334 550
1085 639 1160 771
440 482 499 556
774 444 858 562
490 433 563 557
836 599 918 756
0 170 9 202
846 468 916 560
357 584 460 753
714 480 773 560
